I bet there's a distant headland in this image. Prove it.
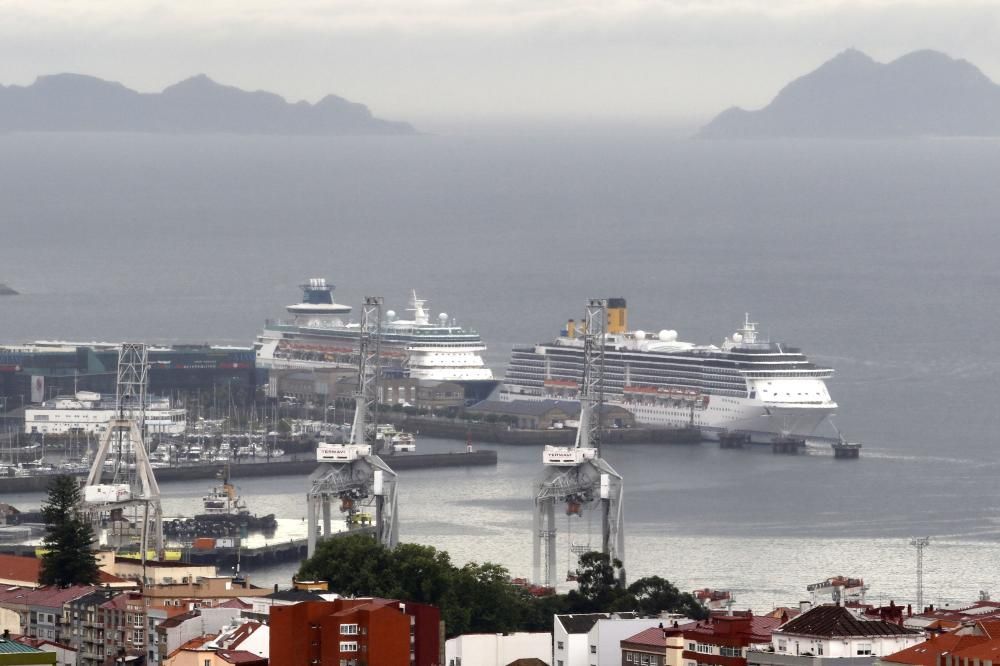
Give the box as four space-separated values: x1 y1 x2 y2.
0 74 415 135
0 284 18 296
699 49 1000 138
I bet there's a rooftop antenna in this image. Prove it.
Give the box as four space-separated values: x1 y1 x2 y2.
910 536 930 611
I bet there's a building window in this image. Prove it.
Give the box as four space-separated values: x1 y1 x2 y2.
340 623 358 635
696 644 712 654
627 654 634 663
557 641 564 650
817 644 823 656
340 642 358 652
591 645 597 653
204 660 211 666
688 643 696 651
721 646 742 658
777 639 787 653
857 643 872 656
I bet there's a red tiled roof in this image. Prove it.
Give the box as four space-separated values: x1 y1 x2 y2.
0 554 43 585
684 615 782 643
225 622 262 649
0 554 131 587
217 598 252 610
779 605 920 638
216 649 266 664
623 627 669 648
11 635 77 652
157 610 200 630
882 633 985 666
167 636 213 658
0 584 99 608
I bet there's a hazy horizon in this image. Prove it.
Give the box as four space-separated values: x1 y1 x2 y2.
2 1 999 126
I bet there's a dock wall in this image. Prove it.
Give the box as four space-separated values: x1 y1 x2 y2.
385 416 702 446
0 450 497 493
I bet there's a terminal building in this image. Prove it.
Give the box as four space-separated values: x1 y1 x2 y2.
23 391 186 436
0 343 259 412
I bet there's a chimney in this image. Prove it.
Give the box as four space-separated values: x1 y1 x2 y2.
799 601 812 614
907 604 913 617
2 629 8 640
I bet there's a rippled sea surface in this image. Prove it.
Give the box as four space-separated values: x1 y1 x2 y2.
3 132 1000 609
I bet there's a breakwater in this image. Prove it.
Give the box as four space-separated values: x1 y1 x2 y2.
0 450 498 493
385 416 702 445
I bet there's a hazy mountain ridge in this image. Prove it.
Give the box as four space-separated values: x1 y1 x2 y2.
699 49 1000 138
0 73 415 135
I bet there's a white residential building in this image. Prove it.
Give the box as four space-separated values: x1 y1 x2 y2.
747 605 924 666
446 632 552 666
554 613 665 666
24 391 186 435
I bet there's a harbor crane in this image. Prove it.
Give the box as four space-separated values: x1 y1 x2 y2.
533 299 626 588
82 343 163 565
306 297 399 557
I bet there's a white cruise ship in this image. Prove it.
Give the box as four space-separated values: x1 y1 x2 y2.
255 279 497 402
498 299 837 442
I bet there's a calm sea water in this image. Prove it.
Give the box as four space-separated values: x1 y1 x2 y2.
2 132 1000 609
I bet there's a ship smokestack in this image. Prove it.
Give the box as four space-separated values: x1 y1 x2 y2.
607 297 627 334
567 319 576 339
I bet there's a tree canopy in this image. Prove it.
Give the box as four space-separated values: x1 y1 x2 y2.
298 534 707 636
40 475 99 587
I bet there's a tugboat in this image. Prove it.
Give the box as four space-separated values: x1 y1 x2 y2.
201 468 249 515
164 466 277 539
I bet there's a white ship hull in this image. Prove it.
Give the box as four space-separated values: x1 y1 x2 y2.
498 390 836 442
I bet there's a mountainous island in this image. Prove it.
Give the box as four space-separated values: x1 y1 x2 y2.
0 74 414 135
699 49 1000 138
0 284 18 296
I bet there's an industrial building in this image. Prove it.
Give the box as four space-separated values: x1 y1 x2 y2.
0 343 258 411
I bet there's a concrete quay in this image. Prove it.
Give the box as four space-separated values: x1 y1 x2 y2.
0 450 498 493
384 416 702 445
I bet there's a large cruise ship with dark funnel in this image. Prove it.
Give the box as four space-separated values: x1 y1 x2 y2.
255 279 498 402
499 299 837 442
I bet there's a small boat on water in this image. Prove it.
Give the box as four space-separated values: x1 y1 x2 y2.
375 424 417 453
202 471 249 516
164 466 276 539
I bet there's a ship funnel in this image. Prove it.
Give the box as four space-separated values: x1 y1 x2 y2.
567 319 576 339
607 297 627 334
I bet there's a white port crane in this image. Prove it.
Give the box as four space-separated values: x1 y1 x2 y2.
533 299 625 588
82 343 163 565
306 297 399 556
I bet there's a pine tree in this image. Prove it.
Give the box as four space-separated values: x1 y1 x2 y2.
40 475 99 587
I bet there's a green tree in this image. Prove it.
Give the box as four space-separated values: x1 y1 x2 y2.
298 533 393 597
40 475 99 587
574 551 623 610
613 576 708 619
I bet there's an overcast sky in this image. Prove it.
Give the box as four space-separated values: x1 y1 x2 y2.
1 1 999 126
